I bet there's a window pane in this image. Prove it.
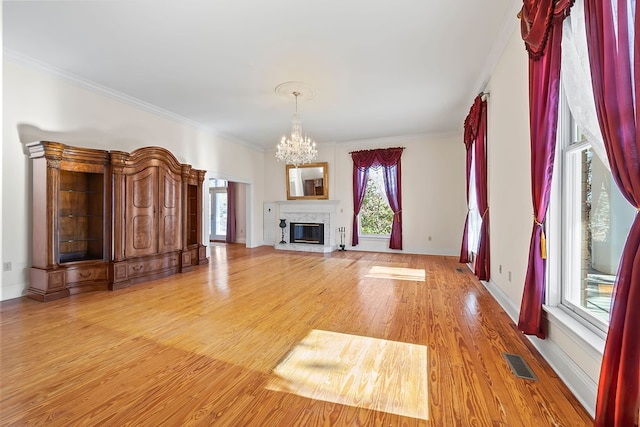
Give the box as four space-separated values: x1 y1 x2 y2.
215 192 227 236
360 167 393 235
563 146 636 324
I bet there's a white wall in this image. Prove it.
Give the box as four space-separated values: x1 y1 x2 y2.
485 30 533 306
1 59 265 300
263 133 467 255
0 3 4 296
485 28 602 416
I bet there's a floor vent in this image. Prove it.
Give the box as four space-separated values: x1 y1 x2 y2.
455 268 464 273
503 353 537 380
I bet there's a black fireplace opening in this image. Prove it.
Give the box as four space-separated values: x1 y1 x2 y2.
290 222 325 244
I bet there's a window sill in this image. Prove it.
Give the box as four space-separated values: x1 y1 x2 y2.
358 234 390 241
543 305 606 357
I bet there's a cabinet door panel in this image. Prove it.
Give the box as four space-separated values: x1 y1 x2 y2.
159 169 181 252
126 167 158 257
132 215 153 249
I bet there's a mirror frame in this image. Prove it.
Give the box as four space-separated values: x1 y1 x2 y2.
285 162 329 200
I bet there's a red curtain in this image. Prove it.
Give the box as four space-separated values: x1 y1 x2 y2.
225 181 236 243
584 1 640 425
382 161 403 250
517 0 573 339
351 156 372 246
459 105 475 264
459 95 490 280
473 98 490 281
351 148 404 249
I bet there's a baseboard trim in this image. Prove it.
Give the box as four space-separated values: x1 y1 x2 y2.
528 335 597 417
482 279 597 418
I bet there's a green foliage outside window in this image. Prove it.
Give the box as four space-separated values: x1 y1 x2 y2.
360 172 393 235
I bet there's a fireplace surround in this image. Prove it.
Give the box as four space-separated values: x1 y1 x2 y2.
275 200 339 253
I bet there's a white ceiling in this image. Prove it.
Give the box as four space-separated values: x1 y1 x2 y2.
4 1 520 150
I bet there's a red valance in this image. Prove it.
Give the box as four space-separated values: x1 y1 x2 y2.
351 147 404 169
464 96 484 147
519 0 574 59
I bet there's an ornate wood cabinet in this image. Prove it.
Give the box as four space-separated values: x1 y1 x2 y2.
24 143 208 300
112 146 192 289
23 141 112 301
181 166 208 271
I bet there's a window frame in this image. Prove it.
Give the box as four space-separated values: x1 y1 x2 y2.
358 166 393 238
549 87 609 336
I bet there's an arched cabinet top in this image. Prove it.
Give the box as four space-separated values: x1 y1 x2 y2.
110 146 188 175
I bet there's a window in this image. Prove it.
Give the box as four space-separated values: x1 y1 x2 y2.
557 95 636 332
359 167 393 235
467 150 482 255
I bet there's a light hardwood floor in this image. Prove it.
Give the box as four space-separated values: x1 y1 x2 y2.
1 245 593 426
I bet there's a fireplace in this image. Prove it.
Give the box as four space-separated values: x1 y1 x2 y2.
275 200 339 253
290 222 325 245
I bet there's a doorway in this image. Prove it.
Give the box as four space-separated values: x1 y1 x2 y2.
209 180 227 242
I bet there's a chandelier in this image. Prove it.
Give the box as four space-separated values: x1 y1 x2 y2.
276 91 317 167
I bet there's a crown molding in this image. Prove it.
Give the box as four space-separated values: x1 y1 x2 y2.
4 48 265 153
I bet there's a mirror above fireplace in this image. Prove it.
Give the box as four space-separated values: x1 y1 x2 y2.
286 162 328 200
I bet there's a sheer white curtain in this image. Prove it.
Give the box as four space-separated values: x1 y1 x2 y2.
468 152 481 254
561 0 609 167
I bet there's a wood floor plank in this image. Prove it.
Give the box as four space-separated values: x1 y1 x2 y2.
0 245 592 426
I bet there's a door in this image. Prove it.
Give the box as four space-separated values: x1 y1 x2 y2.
210 187 227 241
158 167 181 253
125 166 158 258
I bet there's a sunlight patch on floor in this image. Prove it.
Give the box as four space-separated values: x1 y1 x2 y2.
267 329 428 420
365 266 426 282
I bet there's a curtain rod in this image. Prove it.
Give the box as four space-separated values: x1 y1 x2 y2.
348 146 406 154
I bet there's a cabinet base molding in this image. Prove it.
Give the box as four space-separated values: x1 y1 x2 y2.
110 252 182 290
27 261 111 301
27 268 70 301
181 251 194 272
181 245 209 272
198 245 209 265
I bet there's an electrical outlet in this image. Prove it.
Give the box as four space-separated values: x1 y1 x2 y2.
3 262 11 272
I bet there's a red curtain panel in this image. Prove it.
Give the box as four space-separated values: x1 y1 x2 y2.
459 101 476 264
517 0 573 339
473 98 490 281
459 96 490 281
225 181 236 243
584 0 640 425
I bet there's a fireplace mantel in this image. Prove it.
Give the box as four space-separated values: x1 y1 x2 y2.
275 200 340 253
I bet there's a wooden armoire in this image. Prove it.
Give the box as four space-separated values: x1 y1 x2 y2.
23 142 208 300
23 141 112 301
